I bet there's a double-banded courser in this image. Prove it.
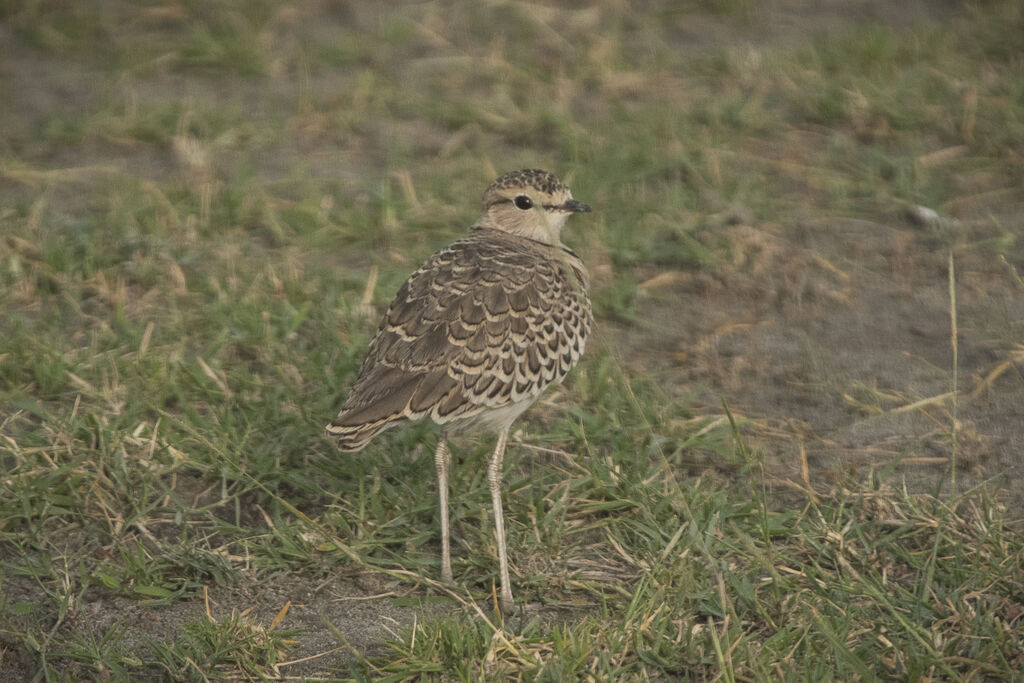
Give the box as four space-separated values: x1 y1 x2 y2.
327 169 592 614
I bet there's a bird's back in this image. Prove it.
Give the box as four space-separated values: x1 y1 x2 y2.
327 227 592 451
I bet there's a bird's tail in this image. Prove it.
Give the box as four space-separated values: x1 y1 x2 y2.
325 415 402 452
327 367 423 451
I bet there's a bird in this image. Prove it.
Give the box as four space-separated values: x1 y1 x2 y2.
326 169 593 614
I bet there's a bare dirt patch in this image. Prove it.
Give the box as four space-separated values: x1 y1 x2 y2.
631 210 1024 501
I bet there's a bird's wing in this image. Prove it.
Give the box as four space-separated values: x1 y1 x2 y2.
333 231 591 431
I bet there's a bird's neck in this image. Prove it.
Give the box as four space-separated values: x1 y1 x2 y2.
473 212 568 246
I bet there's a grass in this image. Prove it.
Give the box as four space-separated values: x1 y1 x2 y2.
1 0 1023 679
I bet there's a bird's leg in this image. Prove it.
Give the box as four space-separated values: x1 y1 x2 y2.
434 439 453 584
487 427 514 614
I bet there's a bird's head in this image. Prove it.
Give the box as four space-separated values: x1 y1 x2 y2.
478 169 590 245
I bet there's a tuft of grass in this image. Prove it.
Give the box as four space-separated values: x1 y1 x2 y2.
148 595 299 680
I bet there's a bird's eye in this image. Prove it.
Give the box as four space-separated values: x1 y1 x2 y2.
513 195 533 210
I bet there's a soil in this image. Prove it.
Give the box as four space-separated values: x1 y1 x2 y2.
628 214 1024 501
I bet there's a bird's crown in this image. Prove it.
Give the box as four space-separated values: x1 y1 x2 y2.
483 169 567 200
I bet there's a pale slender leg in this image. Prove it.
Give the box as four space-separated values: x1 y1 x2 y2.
434 439 453 583
487 427 514 614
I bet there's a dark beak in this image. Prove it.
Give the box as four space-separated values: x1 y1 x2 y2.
561 199 591 213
